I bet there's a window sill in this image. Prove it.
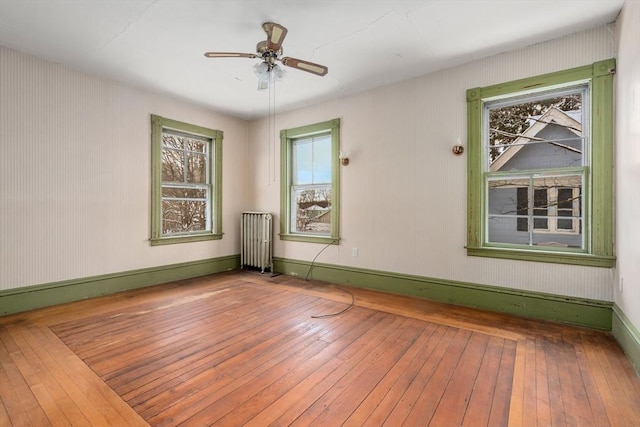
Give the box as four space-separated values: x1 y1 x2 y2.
151 233 223 246
466 246 615 268
279 234 340 244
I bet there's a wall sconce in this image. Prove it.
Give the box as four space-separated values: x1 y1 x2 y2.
339 151 349 166
452 137 464 156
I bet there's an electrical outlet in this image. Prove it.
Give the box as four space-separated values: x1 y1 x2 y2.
352 247 359 257
619 277 624 292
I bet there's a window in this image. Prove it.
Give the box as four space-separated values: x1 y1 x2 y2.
280 118 340 243
466 59 615 267
150 115 222 245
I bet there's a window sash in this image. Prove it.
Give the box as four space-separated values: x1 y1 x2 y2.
292 134 332 186
483 84 589 172
485 169 586 250
161 183 211 236
290 184 332 235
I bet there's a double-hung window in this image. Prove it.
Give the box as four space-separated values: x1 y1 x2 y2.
150 115 223 245
466 59 615 267
280 118 341 243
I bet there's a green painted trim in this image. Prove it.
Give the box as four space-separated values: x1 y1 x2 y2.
273 257 613 330
472 64 595 101
612 305 640 375
279 118 341 243
150 233 223 245
279 235 341 244
466 246 616 268
590 60 615 258
467 92 483 249
466 59 616 266
212 122 224 238
150 114 223 246
0 255 240 316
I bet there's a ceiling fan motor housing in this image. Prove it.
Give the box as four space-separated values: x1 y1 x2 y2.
257 41 281 57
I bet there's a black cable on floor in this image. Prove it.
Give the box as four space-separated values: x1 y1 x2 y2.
305 239 355 318
311 285 355 318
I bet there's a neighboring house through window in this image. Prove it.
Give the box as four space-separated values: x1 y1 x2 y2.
280 118 341 243
466 59 615 267
150 115 223 245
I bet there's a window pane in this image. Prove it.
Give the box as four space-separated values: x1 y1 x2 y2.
162 187 207 199
488 91 584 171
162 148 184 182
187 153 207 184
162 134 183 149
488 177 530 215
293 135 332 185
488 177 530 245
293 139 312 185
292 186 331 235
187 139 206 153
313 135 332 183
162 199 207 234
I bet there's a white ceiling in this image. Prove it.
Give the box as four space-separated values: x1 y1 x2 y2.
0 0 623 119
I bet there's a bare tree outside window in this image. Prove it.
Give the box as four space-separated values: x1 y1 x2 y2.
161 131 211 235
294 187 332 233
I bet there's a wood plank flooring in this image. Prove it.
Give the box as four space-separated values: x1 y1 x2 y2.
1 270 639 426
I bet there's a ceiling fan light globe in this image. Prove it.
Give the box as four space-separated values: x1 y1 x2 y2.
272 64 286 81
254 61 269 76
257 71 270 91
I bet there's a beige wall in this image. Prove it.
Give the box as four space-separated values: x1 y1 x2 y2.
249 25 617 301
614 1 640 331
0 46 249 290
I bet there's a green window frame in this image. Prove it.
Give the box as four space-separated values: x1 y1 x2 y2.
150 114 223 245
466 59 615 267
280 118 341 244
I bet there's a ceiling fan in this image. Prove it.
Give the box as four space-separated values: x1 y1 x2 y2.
204 22 328 89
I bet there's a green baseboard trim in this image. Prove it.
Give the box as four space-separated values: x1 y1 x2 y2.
273 257 613 330
612 305 640 375
0 255 240 316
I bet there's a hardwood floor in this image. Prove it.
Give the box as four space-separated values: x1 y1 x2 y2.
1 271 639 426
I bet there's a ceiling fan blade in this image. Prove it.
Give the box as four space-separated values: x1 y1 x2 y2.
262 22 288 52
281 57 328 76
204 52 257 58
